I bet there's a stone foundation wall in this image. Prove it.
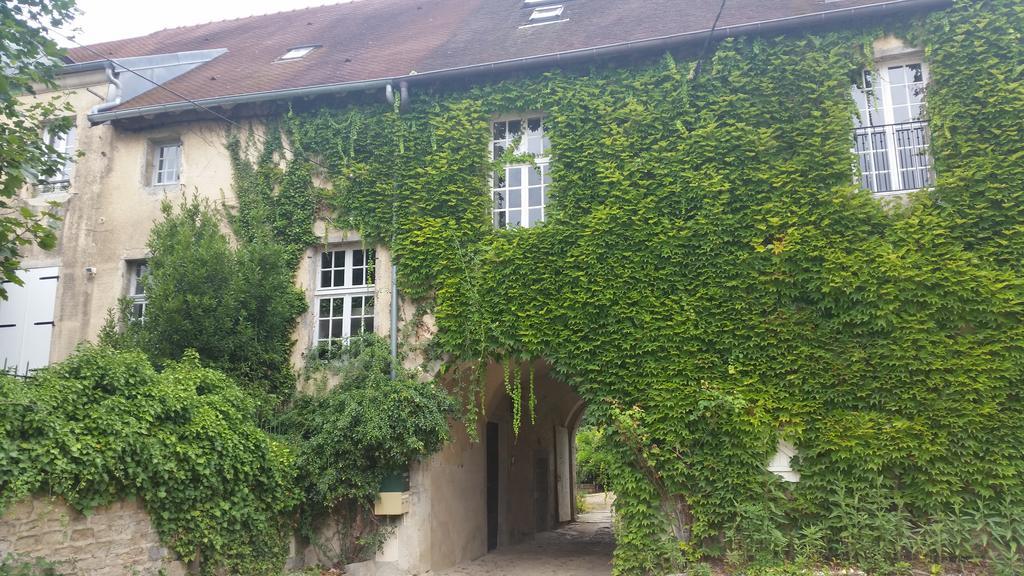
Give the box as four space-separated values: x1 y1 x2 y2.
0 496 186 575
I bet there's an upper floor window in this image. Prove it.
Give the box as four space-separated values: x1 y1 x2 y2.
315 247 375 346
152 142 182 185
37 120 77 193
127 261 148 320
852 59 933 195
492 115 550 228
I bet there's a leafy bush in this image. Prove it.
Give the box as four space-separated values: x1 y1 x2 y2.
115 196 306 404
280 335 454 507
0 345 298 575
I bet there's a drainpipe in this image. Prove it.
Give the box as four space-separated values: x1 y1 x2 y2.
391 262 398 379
89 63 122 114
386 81 401 379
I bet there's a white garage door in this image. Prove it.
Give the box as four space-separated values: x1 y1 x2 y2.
0 267 59 375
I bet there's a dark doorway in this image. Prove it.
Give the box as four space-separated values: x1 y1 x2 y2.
486 421 499 551
534 451 550 532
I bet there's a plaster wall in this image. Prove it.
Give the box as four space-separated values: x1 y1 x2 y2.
16 75 237 364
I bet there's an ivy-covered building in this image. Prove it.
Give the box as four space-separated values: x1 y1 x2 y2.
5 0 1023 573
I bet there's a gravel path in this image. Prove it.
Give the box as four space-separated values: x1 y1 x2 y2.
428 493 614 576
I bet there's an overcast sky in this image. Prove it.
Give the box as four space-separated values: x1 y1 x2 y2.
58 0 355 46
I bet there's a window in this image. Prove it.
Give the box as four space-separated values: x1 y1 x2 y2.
315 247 375 346
278 45 318 61
152 142 182 185
492 115 550 228
37 120 77 192
128 261 148 320
852 59 933 195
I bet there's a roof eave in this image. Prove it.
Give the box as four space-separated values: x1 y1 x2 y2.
87 0 952 126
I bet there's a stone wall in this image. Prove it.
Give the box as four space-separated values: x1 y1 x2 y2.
0 496 186 575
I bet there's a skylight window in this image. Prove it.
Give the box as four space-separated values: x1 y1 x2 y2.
278 45 318 61
529 5 564 20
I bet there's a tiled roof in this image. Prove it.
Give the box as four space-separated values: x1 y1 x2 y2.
66 0 945 117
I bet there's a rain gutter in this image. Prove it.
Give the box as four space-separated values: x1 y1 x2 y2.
86 0 951 125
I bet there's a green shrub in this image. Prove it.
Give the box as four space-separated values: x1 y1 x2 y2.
0 345 298 575
275 334 454 563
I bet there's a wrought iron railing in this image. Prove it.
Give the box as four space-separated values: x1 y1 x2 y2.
854 120 934 194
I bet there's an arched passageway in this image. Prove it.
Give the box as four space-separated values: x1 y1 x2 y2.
438 360 614 575
376 360 614 575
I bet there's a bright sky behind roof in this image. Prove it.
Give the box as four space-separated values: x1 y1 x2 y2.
58 0 356 47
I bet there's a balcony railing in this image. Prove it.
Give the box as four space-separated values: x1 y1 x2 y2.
854 120 934 195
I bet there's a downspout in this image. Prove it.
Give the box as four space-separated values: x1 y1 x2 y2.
89 63 122 114
386 82 401 378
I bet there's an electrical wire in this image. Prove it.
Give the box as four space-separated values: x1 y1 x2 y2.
51 29 330 171
692 0 728 80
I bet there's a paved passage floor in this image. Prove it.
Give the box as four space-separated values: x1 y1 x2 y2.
429 493 614 576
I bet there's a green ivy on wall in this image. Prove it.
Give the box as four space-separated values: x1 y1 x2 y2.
269 0 1024 573
0 346 299 574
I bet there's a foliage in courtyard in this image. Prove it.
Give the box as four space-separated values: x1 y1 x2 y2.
274 334 454 562
256 0 1024 573
0 345 299 575
106 195 306 405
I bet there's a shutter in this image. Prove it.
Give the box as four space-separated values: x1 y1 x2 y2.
0 267 58 374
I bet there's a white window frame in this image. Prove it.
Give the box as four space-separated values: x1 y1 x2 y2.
152 142 182 185
37 119 77 192
491 114 551 229
127 260 148 321
852 56 933 196
314 246 376 347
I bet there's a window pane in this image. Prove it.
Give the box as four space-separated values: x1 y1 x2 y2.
528 208 544 227
352 296 363 316
494 170 506 187
527 117 541 134
350 318 362 335
321 251 332 269
352 268 365 286
494 191 506 209
492 121 506 140
507 209 522 227
353 250 364 267
507 120 521 138
333 269 345 287
495 210 506 228
887 65 907 84
332 319 344 338
508 167 521 188
529 187 543 207
508 189 521 209
364 317 374 334
528 166 541 186
321 271 331 288
365 296 374 315
318 319 330 340
334 250 345 269
527 136 543 155
493 143 505 159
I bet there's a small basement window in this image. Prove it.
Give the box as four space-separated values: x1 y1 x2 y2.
767 439 800 483
278 45 319 61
